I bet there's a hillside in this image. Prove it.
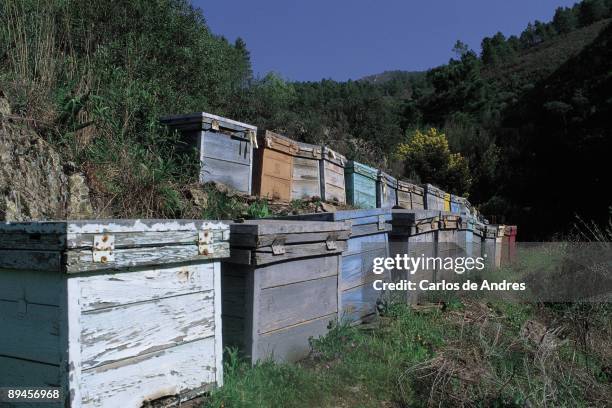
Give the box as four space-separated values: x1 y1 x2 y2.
0 0 610 239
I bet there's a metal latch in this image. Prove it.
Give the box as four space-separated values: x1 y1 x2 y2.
378 215 386 230
93 234 115 263
248 129 258 148
198 230 214 256
211 119 220 131
271 238 286 255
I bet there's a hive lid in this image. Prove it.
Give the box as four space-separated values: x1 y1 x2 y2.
0 219 230 273
424 183 446 198
258 130 299 155
346 161 378 180
397 180 423 193
378 171 397 185
322 146 346 167
226 219 351 265
160 112 257 134
276 209 392 237
294 140 322 159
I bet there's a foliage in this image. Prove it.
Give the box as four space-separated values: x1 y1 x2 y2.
395 128 471 195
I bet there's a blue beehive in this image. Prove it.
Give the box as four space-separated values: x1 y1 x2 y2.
376 171 397 209
278 208 392 324
345 161 378 209
450 195 462 213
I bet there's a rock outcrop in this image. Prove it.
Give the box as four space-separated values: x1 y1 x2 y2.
0 117 94 221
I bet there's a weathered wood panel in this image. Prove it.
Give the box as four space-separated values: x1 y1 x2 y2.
376 171 397 209
77 263 214 311
340 283 381 324
0 250 62 272
79 337 217 408
200 131 251 165
80 291 215 370
340 248 388 291
0 268 61 304
0 356 60 387
201 156 251 193
291 156 321 199
257 275 337 334
345 161 378 209
229 230 351 247
253 131 295 201
0 300 60 365
65 242 228 273
320 147 346 204
257 255 339 289
256 314 333 362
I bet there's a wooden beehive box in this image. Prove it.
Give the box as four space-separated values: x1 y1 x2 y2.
278 209 392 324
389 210 440 304
320 146 347 204
376 171 398 209
221 220 350 363
437 213 464 281
161 112 257 194
292 141 322 200
345 161 378 209
483 224 500 268
457 216 476 258
501 225 518 265
0 219 229 408
253 130 298 201
423 184 446 211
455 196 473 216
397 180 424 210
472 221 485 257
443 192 451 212
450 195 462 213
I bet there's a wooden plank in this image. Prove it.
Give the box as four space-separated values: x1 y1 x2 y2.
0 268 61 304
321 160 346 203
251 241 346 265
80 291 215 370
201 156 251 193
79 337 217 408
257 275 337 334
259 148 293 201
229 220 350 237
340 247 388 291
0 300 60 365
213 262 223 387
229 230 351 247
160 111 257 132
257 255 339 289
0 356 60 387
67 228 226 249
64 219 228 235
291 157 321 199
255 314 334 363
340 283 381 323
200 131 251 165
0 250 61 272
346 233 387 255
77 263 215 311
65 242 229 273
0 232 65 250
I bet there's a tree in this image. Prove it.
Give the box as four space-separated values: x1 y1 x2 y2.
578 0 607 26
452 40 470 59
552 7 577 34
394 128 472 195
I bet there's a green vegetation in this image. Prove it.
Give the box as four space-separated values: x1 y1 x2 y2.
205 298 610 407
1 0 610 233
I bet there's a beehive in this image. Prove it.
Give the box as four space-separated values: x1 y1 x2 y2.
376 171 398 209
292 141 322 200
345 161 378 209
161 112 256 194
443 192 451 212
319 146 347 204
501 225 517 265
397 180 424 210
0 219 229 408
423 184 446 211
450 195 462 213
457 216 476 258
279 209 392 324
483 225 500 269
455 196 473 216
389 210 440 304
253 130 298 201
472 221 485 257
222 220 350 363
437 213 464 282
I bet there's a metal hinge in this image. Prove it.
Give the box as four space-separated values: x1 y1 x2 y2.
198 230 214 256
211 119 220 131
93 234 115 263
326 235 338 250
378 215 385 230
271 238 286 255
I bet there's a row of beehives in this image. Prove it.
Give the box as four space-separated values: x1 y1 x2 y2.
160 112 478 214
0 213 516 407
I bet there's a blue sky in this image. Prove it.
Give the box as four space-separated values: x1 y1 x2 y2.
194 0 579 81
